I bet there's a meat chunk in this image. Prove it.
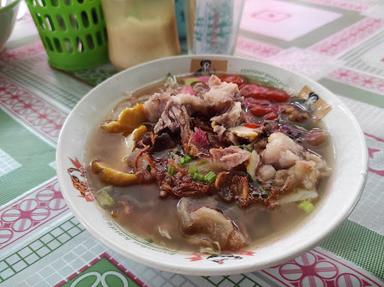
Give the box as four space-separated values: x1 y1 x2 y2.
211 102 244 128
210 102 245 142
177 198 247 251
304 151 331 176
143 92 171 122
208 74 222 86
154 101 191 146
191 81 209 97
258 165 276 181
172 93 207 113
273 169 296 193
187 128 211 157
144 75 240 126
279 150 301 168
215 172 250 207
272 153 330 192
212 124 227 139
210 146 250 170
262 132 303 168
289 160 320 190
175 78 239 114
203 75 239 112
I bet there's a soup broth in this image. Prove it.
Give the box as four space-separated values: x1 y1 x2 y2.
85 73 333 253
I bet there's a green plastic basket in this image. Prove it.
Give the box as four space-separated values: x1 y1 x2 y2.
25 0 109 71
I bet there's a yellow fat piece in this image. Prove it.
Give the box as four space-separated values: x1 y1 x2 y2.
229 126 259 141
101 103 146 133
125 125 148 154
91 160 138 186
132 125 147 141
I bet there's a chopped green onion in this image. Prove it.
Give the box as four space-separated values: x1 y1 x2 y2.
188 165 198 175
95 186 115 209
146 165 152 172
189 166 205 182
192 171 204 182
180 155 192 165
189 167 216 184
204 171 216 184
298 200 315 213
167 164 176 176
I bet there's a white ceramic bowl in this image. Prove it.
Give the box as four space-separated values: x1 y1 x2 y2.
57 55 367 276
0 0 20 52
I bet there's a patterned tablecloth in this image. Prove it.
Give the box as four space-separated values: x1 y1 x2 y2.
1 0 384 286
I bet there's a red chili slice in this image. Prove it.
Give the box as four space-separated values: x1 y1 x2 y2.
266 90 290 102
220 75 247 87
250 105 273 116
240 84 269 98
244 123 261 129
240 84 289 102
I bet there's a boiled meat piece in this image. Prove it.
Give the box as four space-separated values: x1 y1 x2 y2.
177 198 247 251
172 93 207 113
262 132 303 168
289 160 319 190
203 75 239 112
211 102 244 128
143 92 171 122
210 146 250 170
154 101 191 143
258 165 276 181
187 128 211 157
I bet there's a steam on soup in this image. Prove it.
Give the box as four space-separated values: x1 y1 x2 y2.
85 73 332 253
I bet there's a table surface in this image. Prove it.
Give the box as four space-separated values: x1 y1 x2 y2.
1 0 383 286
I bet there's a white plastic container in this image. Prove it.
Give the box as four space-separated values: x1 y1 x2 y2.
186 0 244 54
102 0 180 69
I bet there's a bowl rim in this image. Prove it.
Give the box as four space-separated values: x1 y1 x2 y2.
56 54 368 275
0 0 20 13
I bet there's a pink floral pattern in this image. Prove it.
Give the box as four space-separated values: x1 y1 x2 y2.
0 178 68 249
310 18 384 56
236 36 282 58
0 41 45 62
303 0 369 12
329 68 384 94
67 157 94 202
262 249 383 287
250 10 291 22
0 78 67 143
365 133 384 177
55 252 148 287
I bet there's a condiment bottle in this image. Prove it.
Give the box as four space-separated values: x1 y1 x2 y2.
102 0 180 69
